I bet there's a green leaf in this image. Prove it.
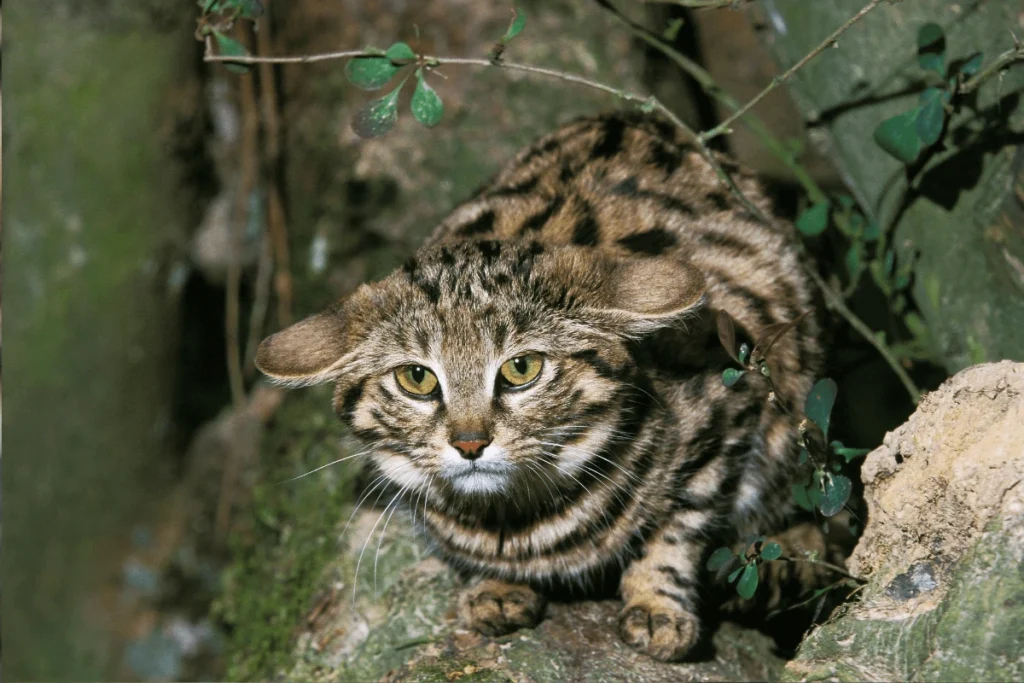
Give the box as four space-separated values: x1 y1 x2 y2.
918 53 944 75
351 85 402 139
234 0 264 18
916 87 947 146
707 547 734 571
502 8 527 42
874 109 922 164
796 202 830 237
798 447 809 465
663 18 684 42
411 71 444 127
862 218 882 241
760 542 782 562
346 56 399 91
845 242 863 280
792 481 821 512
819 473 853 517
385 42 416 63
917 22 945 56
831 441 871 463
727 565 744 584
212 31 251 74
805 378 838 438
736 563 759 599
959 52 984 77
738 343 750 365
722 368 746 388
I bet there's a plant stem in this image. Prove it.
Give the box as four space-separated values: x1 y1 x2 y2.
783 556 865 582
205 49 376 64
641 0 753 7
700 0 888 142
960 39 1024 95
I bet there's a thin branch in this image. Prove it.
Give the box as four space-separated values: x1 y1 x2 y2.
783 556 865 583
640 0 753 7
806 267 919 402
960 37 1024 95
205 49 375 64
700 0 888 142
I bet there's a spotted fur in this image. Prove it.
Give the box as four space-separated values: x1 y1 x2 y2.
256 113 823 661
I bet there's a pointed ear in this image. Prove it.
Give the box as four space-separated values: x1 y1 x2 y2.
255 306 350 386
538 248 707 336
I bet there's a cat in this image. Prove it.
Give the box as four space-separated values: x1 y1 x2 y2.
255 112 824 661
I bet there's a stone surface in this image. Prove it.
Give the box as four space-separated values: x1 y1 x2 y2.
784 361 1024 682
761 0 1024 372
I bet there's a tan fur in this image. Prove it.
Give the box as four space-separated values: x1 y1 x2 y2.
256 113 824 661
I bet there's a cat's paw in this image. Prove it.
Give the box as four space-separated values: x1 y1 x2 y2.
459 579 545 637
618 596 700 662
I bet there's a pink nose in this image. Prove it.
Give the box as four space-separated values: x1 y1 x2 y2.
451 434 491 460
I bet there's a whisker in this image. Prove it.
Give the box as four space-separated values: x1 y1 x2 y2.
275 447 375 485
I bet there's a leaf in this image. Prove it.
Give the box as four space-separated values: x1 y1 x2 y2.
351 86 402 139
707 547 734 571
212 31 251 73
874 109 922 164
918 53 944 75
411 71 444 127
234 0 264 18
915 87 947 146
917 22 945 56
385 42 416 62
805 379 838 438
727 565 744 584
760 542 782 562
831 441 871 463
502 8 527 42
736 563 759 599
818 473 853 517
716 311 739 362
663 18 684 42
792 481 821 512
722 368 746 388
738 343 750 366
845 242 863 280
959 52 984 77
796 202 830 237
862 218 882 242
752 311 809 361
346 56 399 91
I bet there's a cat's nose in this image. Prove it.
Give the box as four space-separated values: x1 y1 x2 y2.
450 432 491 460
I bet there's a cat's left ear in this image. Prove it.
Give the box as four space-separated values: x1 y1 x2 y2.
539 247 707 336
255 305 350 386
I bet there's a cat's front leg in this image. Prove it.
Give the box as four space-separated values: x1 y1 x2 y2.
459 578 546 637
618 511 709 661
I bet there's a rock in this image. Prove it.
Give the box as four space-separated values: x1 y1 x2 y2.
785 361 1024 682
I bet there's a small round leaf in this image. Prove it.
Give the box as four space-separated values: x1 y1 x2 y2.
346 57 398 91
915 88 947 146
212 31 251 74
727 565 744 584
385 42 416 63
736 563 759 599
874 110 923 164
917 23 945 54
959 52 984 77
805 378 837 438
352 87 402 139
707 547 735 571
503 8 527 42
760 542 783 561
738 343 750 365
796 202 830 237
411 73 444 128
818 473 853 517
722 368 746 388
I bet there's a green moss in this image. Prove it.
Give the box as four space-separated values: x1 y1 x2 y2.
217 387 355 680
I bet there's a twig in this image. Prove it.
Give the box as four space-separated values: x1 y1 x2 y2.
253 3 294 327
640 0 753 7
245 233 274 375
806 266 920 402
783 555 865 583
205 49 376 64
960 37 1024 95
700 0 888 142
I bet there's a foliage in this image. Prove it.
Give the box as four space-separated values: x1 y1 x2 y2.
707 536 783 600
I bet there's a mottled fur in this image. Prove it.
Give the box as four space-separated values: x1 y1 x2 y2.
256 113 823 660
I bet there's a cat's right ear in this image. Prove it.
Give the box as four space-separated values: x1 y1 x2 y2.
255 307 349 386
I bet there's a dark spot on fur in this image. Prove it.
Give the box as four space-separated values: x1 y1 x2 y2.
521 196 565 232
592 116 627 159
572 211 601 246
611 176 639 196
457 209 496 237
616 228 678 255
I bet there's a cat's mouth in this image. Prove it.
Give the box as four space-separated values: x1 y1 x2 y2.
443 461 512 495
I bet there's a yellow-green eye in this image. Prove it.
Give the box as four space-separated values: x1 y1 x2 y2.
499 354 544 388
395 365 439 396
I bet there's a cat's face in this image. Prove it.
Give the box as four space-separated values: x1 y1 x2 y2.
256 240 705 504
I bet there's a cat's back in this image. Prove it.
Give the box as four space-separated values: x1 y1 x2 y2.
430 112 820 406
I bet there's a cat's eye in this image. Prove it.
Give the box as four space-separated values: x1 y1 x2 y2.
395 365 439 397
499 354 544 388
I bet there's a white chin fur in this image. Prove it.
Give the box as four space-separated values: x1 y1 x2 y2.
448 470 509 495
441 443 512 495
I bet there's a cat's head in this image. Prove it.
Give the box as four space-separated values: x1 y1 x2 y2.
255 239 705 503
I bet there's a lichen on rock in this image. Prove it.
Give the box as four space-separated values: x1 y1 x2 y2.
785 361 1024 682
